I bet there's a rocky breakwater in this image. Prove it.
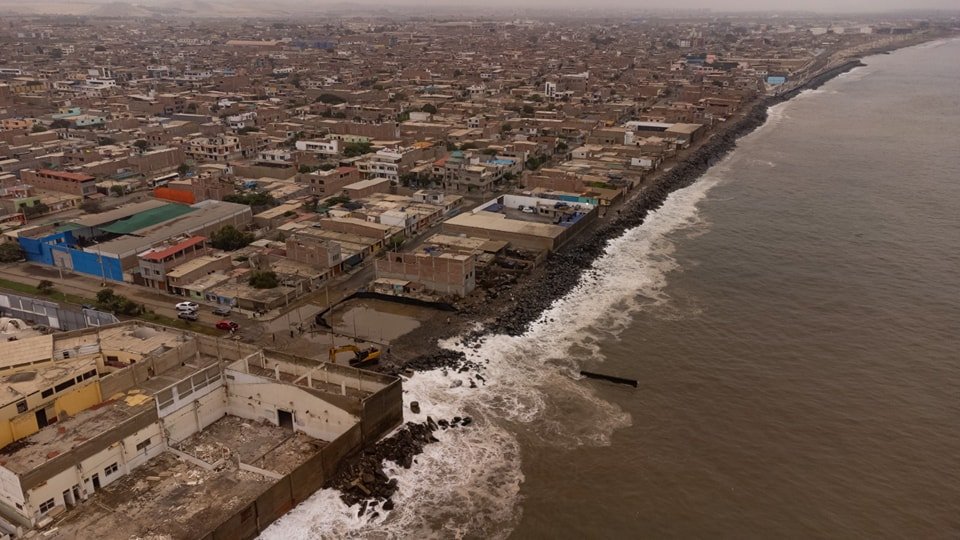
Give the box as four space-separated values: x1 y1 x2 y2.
329 416 473 517
484 59 871 338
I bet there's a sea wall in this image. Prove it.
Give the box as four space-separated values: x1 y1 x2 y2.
482 59 865 338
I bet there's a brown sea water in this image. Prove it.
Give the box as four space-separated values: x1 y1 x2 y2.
512 38 960 539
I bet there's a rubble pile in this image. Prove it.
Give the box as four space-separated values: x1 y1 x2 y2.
331 417 471 515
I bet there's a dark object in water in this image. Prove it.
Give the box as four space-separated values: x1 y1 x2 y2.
580 370 638 387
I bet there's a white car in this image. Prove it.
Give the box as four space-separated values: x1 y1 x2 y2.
175 302 199 312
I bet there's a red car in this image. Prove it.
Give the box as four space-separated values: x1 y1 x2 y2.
216 320 239 331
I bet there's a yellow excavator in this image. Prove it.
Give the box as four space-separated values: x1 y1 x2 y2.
329 345 381 368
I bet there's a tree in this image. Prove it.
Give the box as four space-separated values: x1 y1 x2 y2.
94 45 106 52
326 195 351 206
110 185 126 197
453 69 463 78
80 200 102 214
421 103 438 115
36 280 55 294
210 225 254 251
133 139 150 153
525 156 546 170
342 141 372 158
31 124 46 133
177 163 191 176
50 119 71 130
522 104 535 116
298 164 315 174
248 271 278 289
223 192 276 209
95 289 143 315
500 123 513 133
22 202 50 218
0 243 23 263
316 93 346 105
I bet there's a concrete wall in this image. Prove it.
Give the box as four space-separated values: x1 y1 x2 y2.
360 379 403 444
161 386 228 445
225 372 357 442
198 423 364 540
374 252 475 297
99 338 198 398
22 414 164 524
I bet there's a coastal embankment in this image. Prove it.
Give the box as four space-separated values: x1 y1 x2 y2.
330 36 944 513
386 56 868 367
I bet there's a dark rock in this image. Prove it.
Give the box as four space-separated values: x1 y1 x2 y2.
383 499 395 511
410 401 420 414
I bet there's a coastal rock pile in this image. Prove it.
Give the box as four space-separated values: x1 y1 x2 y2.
330 417 471 515
381 348 483 376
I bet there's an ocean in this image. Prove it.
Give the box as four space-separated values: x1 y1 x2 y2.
261 38 960 539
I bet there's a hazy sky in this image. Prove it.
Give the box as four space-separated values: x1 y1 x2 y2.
320 0 959 11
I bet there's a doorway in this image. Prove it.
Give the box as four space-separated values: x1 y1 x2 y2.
92 473 101 490
277 409 293 430
35 408 48 429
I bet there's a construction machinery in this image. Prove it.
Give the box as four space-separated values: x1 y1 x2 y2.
329 345 381 368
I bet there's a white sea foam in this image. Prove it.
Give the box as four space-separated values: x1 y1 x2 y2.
262 173 726 539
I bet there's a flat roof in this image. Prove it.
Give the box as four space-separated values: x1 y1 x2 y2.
444 212 564 239
0 390 156 476
0 334 53 369
165 254 230 279
0 357 96 409
36 169 94 182
139 236 206 262
46 417 323 539
343 178 391 190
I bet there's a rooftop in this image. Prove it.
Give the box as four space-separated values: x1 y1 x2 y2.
0 389 155 476
47 416 324 540
36 169 95 182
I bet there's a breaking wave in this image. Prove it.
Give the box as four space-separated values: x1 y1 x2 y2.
261 170 728 539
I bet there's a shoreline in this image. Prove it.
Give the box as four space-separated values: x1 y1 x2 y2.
383 41 909 369
321 32 949 516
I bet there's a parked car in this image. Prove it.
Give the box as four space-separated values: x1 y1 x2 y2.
175 301 199 312
178 311 199 321
212 306 232 316
216 320 239 331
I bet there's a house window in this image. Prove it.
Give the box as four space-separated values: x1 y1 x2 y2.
16 400 26 413
105 463 119 476
39 498 55 513
136 439 151 452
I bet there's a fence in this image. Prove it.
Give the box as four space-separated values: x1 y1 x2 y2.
0 291 118 330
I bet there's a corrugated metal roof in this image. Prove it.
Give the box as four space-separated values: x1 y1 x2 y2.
99 203 195 235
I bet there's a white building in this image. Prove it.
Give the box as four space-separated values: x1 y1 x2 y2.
295 139 340 156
